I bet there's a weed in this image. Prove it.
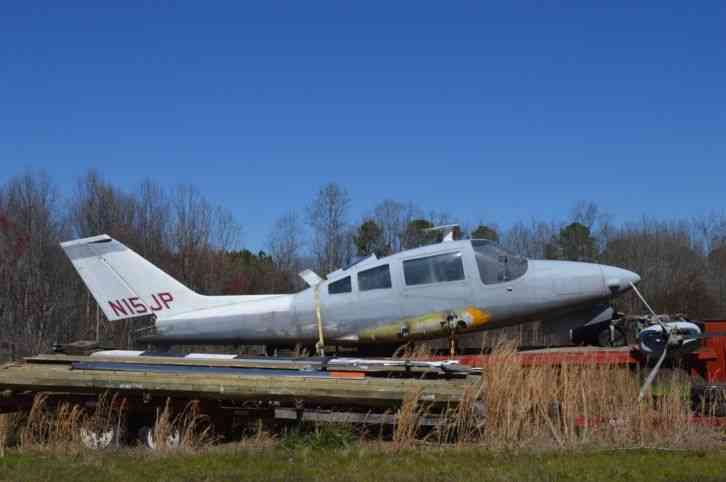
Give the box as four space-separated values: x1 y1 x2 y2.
281 424 357 451
149 399 215 451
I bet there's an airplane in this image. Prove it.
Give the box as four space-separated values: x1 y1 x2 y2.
60 228 641 353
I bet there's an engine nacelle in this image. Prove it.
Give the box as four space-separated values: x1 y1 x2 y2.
638 321 702 357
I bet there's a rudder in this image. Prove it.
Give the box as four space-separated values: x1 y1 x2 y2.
61 235 205 321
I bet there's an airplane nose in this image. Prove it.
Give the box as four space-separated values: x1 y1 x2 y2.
601 265 641 294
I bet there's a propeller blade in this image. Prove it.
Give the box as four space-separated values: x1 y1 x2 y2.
629 280 677 401
638 342 669 401
629 282 657 317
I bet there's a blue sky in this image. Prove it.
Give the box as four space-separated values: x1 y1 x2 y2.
1 2 724 249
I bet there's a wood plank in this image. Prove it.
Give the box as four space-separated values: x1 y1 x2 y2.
0 362 476 409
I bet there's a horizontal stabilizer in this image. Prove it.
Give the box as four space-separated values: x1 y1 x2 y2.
299 269 323 287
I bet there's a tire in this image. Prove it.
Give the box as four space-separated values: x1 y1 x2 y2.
79 425 121 450
138 425 181 450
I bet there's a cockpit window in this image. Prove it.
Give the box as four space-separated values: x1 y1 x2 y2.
403 252 465 286
472 240 528 284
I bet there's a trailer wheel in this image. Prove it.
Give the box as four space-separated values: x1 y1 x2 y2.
79 425 120 450
139 425 181 450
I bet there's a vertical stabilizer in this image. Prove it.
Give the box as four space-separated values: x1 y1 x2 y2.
61 235 205 321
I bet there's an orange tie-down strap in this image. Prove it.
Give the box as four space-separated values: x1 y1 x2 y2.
328 371 366 379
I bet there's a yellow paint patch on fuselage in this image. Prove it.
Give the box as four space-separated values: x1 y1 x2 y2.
462 306 491 328
357 305 492 343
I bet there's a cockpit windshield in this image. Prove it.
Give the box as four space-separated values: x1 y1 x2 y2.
471 240 528 284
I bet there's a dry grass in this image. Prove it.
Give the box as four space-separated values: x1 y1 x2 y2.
432 384 487 445
429 341 722 450
235 418 278 449
149 399 215 451
387 341 722 451
19 394 85 450
392 388 428 450
79 393 127 447
0 413 18 456
2 393 127 453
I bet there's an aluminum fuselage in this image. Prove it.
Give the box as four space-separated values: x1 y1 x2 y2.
148 240 640 346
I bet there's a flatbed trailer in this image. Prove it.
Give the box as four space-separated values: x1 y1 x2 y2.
0 351 480 437
0 351 486 447
1 320 725 446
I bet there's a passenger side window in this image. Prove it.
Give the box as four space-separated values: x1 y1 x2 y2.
358 265 392 291
328 276 352 295
404 252 465 286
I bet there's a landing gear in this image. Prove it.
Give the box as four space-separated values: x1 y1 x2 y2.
448 332 459 358
571 319 629 347
597 324 628 347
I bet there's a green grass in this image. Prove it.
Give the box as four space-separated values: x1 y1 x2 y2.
2 447 726 482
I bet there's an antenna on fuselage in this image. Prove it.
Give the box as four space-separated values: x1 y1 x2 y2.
425 224 460 243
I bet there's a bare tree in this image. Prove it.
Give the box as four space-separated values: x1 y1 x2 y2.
709 243 726 316
71 170 137 240
570 201 614 258
0 171 70 355
0 171 254 354
502 220 558 258
571 201 599 229
212 207 242 253
268 210 305 291
372 200 422 254
306 183 351 275
694 211 726 255
601 218 716 317
169 184 215 291
133 179 171 264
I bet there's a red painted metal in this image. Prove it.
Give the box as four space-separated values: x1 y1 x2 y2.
435 347 640 368
702 320 726 382
430 320 726 380
429 323 726 428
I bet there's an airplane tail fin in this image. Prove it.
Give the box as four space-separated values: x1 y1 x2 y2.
61 234 207 322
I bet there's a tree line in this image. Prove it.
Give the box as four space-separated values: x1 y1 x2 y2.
1 171 724 357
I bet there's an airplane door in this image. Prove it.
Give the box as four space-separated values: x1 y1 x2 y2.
352 263 402 329
319 275 356 340
399 250 473 318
